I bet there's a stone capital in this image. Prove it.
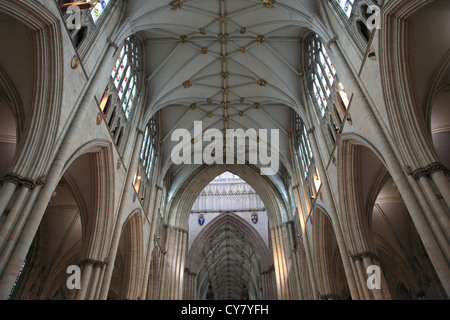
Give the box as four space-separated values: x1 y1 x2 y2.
351 251 380 262
408 162 449 180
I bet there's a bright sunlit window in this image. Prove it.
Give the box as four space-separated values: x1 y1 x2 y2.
334 0 355 18
91 0 111 24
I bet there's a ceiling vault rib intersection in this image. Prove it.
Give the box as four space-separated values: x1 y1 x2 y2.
130 0 319 184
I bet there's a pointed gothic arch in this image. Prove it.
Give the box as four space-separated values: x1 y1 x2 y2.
337 135 448 299
186 212 275 300
310 207 349 300
0 0 63 179
167 164 289 230
113 210 145 300
7 140 116 300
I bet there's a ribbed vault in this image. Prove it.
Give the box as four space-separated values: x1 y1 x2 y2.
187 212 272 300
112 0 332 175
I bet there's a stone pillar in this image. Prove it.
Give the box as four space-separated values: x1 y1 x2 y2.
0 180 42 276
270 226 284 299
158 225 170 300
163 226 187 300
140 184 162 299
86 261 103 300
271 223 299 300
285 221 303 300
430 169 450 209
177 230 187 299
75 260 94 300
261 266 275 300
292 185 318 300
307 129 361 300
183 269 197 300
98 129 145 300
169 228 180 299
351 251 391 300
408 163 450 254
73 259 105 300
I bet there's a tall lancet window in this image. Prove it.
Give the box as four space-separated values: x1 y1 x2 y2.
100 36 142 152
295 114 313 178
334 0 355 18
140 116 159 179
91 0 112 23
306 34 338 117
111 36 140 119
306 33 350 122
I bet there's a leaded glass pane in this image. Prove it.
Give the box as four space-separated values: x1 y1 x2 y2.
91 0 111 24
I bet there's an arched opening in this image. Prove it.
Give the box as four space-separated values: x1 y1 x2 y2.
186 172 274 300
338 139 448 300
0 10 34 179
310 208 349 300
108 211 144 300
429 69 450 168
409 0 450 168
7 143 115 300
8 156 88 299
0 98 17 177
371 174 447 299
162 164 292 300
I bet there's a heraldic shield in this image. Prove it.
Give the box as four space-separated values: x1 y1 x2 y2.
251 211 258 224
198 214 205 226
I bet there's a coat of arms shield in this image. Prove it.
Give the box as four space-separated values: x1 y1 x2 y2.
251 211 258 224
198 214 205 226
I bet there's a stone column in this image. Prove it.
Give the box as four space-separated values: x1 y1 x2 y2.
285 221 302 300
140 184 162 299
169 228 180 299
75 260 94 300
183 269 197 300
261 267 274 300
0 183 17 220
408 163 450 251
271 226 285 299
86 261 103 300
307 129 361 299
177 230 187 299
430 169 450 209
351 251 391 300
158 225 170 300
98 129 145 300
292 185 318 300
0 180 42 276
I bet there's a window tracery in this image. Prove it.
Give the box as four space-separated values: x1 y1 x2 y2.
295 115 313 178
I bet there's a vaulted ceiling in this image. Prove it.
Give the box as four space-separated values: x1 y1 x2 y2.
116 0 326 180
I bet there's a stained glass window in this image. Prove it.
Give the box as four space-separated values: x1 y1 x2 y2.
91 0 111 24
295 115 313 177
334 0 355 18
110 37 140 119
140 116 158 179
306 34 344 118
